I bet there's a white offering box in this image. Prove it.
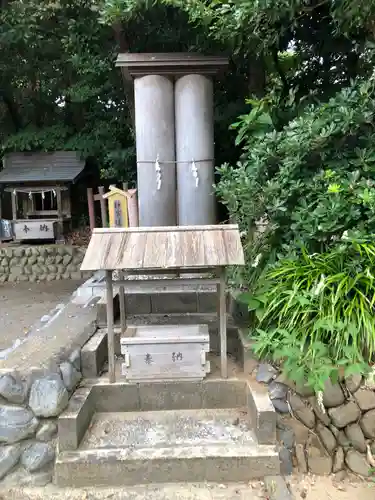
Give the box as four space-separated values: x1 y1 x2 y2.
120 324 210 382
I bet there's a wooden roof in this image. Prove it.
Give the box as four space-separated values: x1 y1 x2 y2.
102 185 136 199
0 152 85 184
80 225 244 271
116 52 228 79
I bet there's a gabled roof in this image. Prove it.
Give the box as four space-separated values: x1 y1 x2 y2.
0 151 85 184
102 185 136 199
80 224 244 271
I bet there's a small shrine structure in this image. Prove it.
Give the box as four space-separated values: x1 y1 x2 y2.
0 151 86 242
80 224 245 383
102 185 139 228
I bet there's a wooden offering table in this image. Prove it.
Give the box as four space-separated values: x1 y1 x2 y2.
80 225 245 383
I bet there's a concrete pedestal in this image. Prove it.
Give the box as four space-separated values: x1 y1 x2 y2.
175 75 216 225
134 75 176 226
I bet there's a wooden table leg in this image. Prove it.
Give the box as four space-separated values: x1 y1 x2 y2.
106 270 116 383
219 269 227 378
119 270 126 335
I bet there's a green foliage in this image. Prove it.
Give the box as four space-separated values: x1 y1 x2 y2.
217 72 375 286
0 0 133 178
238 237 374 391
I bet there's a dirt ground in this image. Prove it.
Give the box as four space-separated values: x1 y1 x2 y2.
288 474 375 499
0 280 83 352
1 476 374 499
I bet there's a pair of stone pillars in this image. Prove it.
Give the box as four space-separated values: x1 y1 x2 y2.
116 53 228 227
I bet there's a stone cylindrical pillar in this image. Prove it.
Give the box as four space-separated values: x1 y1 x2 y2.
134 75 176 226
175 74 215 225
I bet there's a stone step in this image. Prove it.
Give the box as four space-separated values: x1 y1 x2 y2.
55 408 280 487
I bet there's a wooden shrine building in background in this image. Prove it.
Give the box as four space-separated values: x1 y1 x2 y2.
0 151 86 242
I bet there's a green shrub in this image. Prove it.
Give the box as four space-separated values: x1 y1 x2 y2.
216 73 375 287
238 236 374 391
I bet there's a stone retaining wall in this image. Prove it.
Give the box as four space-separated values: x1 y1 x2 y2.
0 353 83 486
0 245 90 282
0 300 97 486
254 362 375 478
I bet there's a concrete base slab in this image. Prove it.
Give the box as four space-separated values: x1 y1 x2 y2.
55 379 279 487
55 443 279 487
80 409 257 449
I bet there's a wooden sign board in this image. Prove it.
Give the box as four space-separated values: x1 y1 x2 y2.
13 219 56 241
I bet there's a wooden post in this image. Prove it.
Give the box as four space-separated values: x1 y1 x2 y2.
106 270 116 383
127 189 139 227
56 188 64 242
0 191 2 244
87 188 95 230
11 191 17 221
98 186 108 228
218 268 227 378
119 270 126 335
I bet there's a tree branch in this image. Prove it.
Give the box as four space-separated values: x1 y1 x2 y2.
112 21 135 131
0 89 22 131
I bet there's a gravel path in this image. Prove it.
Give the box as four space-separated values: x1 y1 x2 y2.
0 280 83 351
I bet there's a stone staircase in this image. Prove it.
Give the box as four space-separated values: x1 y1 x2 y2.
54 379 280 487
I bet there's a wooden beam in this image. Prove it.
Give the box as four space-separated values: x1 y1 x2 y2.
92 224 238 234
11 191 17 221
98 186 108 228
106 270 116 383
118 270 126 335
87 188 95 231
56 188 64 241
219 269 227 379
0 191 2 244
90 277 220 289
4 186 67 193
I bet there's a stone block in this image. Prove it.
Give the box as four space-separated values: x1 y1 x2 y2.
29 375 69 417
81 330 108 378
197 292 217 313
247 384 277 445
92 384 139 412
125 294 152 314
96 293 120 325
138 381 202 411
36 421 57 442
345 449 370 477
21 442 55 472
316 422 337 453
237 329 259 375
202 379 247 409
0 404 39 444
58 387 94 451
360 408 375 438
323 379 345 408
0 373 28 404
0 444 21 480
151 292 198 313
328 401 361 428
289 394 315 429
345 423 366 453
353 388 375 411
